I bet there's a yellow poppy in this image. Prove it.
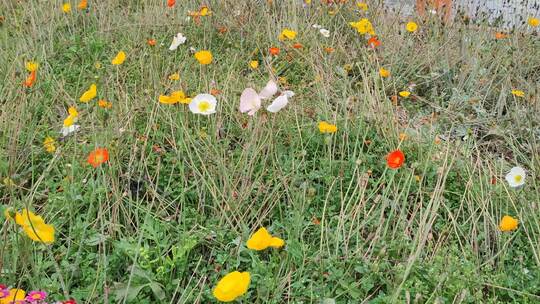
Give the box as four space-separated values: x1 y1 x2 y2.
499 215 518 232
399 91 411 98
357 2 368 11
379 68 390 78
43 137 56 153
349 18 375 35
246 227 285 251
25 61 39 72
194 50 213 65
111 51 126 65
406 21 418 32
79 84 97 102
279 28 297 41
213 271 250 302
0 289 26 304
62 3 71 13
528 17 539 27
511 89 525 97
14 209 55 243
159 91 191 104
249 60 259 69
168 73 180 80
318 121 338 134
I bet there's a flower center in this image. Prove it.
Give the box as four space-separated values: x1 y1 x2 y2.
198 101 211 112
514 175 522 183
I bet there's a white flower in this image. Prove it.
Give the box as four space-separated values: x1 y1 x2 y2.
239 88 261 116
169 33 186 51
312 24 322 29
320 28 330 38
60 124 80 137
267 90 294 113
505 166 526 188
189 93 217 115
258 80 278 99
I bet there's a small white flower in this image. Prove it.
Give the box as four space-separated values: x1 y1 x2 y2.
60 124 80 137
267 91 294 113
505 166 526 188
169 33 187 51
320 28 330 38
189 93 217 115
312 24 322 29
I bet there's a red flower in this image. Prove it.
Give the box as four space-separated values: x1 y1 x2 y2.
23 70 37 87
386 150 405 169
167 0 175 7
367 36 381 48
292 43 303 49
147 39 156 46
63 299 77 304
87 148 109 168
269 47 280 56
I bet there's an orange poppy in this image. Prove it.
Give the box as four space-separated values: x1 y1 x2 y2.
23 71 36 87
292 43 303 49
167 0 175 7
210 88 222 96
324 47 335 54
78 0 87 10
386 150 405 169
494 32 508 39
87 148 110 168
269 47 280 56
217 26 228 34
367 36 381 48
147 39 156 46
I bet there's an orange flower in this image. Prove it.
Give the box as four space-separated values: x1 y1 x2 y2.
217 26 228 34
386 150 405 169
494 32 508 39
269 47 280 56
324 47 335 54
147 39 156 46
78 0 87 10
87 148 109 168
367 36 381 48
292 43 303 49
210 88 222 96
98 99 112 108
23 70 36 87
167 0 175 7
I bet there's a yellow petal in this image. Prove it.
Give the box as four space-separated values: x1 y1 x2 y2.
62 3 71 13
269 237 285 248
213 271 250 302
246 227 273 251
159 95 175 104
22 222 55 243
25 61 39 72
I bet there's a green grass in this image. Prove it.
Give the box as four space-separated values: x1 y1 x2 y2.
1 0 540 303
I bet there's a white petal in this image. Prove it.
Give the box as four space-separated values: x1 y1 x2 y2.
239 88 261 114
312 24 322 29
266 95 289 113
282 90 295 98
169 33 186 51
258 80 278 100
61 125 80 136
189 93 217 115
320 28 330 37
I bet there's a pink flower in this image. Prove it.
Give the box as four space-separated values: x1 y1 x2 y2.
0 289 10 299
25 291 47 302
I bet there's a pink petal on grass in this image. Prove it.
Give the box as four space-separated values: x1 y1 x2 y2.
239 88 261 115
258 80 278 99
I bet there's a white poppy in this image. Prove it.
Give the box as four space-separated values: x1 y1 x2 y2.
320 28 330 38
258 80 278 99
169 33 187 51
312 24 322 29
189 93 217 115
505 166 526 188
60 125 80 137
267 91 294 113
239 88 261 116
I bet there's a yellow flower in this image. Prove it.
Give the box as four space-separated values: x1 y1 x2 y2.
79 84 97 102
246 227 285 251
194 50 213 65
511 89 525 97
43 137 56 153
14 209 55 243
379 68 390 78
357 2 368 11
279 28 297 41
406 21 418 32
25 61 39 72
349 18 375 35
199 6 211 16
249 60 259 69
159 91 191 105
168 73 180 80
62 3 71 13
528 17 539 27
318 121 338 134
399 91 411 98
0 289 26 304
111 51 126 65
98 99 112 108
499 215 518 232
68 106 78 117
63 115 75 127
213 271 250 302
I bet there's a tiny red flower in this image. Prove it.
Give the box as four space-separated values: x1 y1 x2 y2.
87 148 110 168
292 43 303 49
386 150 405 169
367 36 381 48
147 39 156 46
63 299 77 304
269 47 280 56
167 0 175 7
